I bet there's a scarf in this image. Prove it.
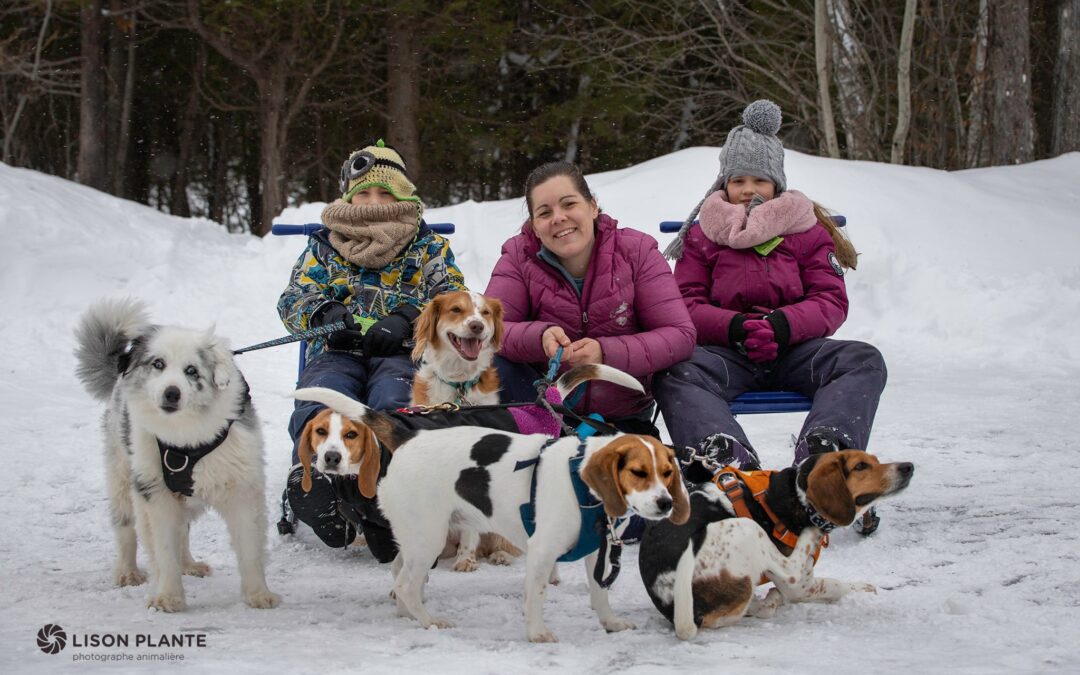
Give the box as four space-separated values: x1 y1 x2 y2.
699 189 816 249
322 200 422 269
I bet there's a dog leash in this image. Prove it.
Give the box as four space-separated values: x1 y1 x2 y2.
231 321 414 355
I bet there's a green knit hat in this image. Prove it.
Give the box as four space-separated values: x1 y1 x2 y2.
339 139 420 202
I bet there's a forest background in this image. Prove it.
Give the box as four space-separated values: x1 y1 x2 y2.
2 0 1077 235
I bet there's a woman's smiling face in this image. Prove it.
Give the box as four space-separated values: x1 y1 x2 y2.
529 174 599 269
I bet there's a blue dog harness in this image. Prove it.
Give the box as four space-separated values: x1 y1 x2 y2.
515 437 627 588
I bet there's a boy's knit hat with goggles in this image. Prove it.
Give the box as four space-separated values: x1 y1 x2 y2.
339 139 419 202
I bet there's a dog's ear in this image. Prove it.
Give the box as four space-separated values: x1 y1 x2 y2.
411 296 441 363
357 426 382 499
298 419 317 493
487 296 505 352
580 440 629 519
663 444 691 525
805 453 856 526
205 332 234 389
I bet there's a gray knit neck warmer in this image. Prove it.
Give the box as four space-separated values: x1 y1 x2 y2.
322 200 421 269
665 99 787 260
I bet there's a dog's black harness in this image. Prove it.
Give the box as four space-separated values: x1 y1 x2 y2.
157 381 250 497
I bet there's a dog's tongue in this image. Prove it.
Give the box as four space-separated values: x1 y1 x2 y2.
457 337 482 360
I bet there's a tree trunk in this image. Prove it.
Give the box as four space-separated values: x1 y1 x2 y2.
386 11 422 184
112 4 136 197
1052 0 1080 154
815 0 840 158
78 0 109 191
3 0 54 165
170 48 204 218
966 0 990 167
253 77 288 236
890 0 919 164
828 0 876 159
987 0 1035 164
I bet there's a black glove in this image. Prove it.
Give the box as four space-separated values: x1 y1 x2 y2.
361 307 417 357
728 313 747 350
311 302 365 351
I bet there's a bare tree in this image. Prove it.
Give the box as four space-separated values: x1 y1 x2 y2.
965 0 990 167
1052 0 1080 155
815 0 840 158
386 9 422 184
179 0 347 235
78 0 109 190
986 0 1035 164
890 0 918 163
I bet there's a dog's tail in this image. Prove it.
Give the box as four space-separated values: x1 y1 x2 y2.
293 387 376 423
554 364 644 400
672 542 699 641
74 298 152 401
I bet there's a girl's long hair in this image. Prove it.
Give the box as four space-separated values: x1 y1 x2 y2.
813 202 858 270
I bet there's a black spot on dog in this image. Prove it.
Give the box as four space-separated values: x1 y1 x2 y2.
471 434 510 466
120 407 132 454
455 467 492 517
133 473 157 501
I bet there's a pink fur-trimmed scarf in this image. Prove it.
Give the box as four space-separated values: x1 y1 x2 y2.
698 189 816 249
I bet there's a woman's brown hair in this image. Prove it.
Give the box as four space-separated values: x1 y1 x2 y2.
522 161 595 231
813 202 858 270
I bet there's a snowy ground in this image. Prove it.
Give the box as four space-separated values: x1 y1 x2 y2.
1 150 1079 673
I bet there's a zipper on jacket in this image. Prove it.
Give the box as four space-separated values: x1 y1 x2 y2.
582 311 589 326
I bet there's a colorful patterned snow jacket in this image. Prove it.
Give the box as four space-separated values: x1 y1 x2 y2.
484 214 696 420
674 211 848 350
277 224 467 361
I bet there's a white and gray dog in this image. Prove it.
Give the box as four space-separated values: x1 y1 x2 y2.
75 299 279 612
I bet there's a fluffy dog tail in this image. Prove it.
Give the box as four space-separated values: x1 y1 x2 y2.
554 364 644 400
74 298 151 400
293 387 376 422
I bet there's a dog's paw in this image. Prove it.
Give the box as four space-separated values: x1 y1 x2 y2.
487 550 516 566
147 594 186 613
452 557 478 573
548 569 561 586
422 616 454 630
528 628 558 643
601 616 636 633
183 561 212 577
245 589 281 609
115 568 147 587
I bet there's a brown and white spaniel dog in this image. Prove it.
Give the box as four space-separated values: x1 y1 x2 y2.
410 291 503 407
638 450 914 640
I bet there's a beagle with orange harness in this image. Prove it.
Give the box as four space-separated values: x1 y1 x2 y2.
638 450 913 640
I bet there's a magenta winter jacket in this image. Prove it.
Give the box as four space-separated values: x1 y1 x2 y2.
485 214 696 419
676 193 848 348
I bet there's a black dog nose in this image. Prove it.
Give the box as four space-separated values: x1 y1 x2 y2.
898 462 914 477
467 320 485 335
324 451 342 468
656 495 673 512
163 386 181 405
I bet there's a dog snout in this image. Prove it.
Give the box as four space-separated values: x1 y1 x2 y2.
324 451 342 469
161 386 181 411
467 319 485 335
655 494 673 513
895 462 914 487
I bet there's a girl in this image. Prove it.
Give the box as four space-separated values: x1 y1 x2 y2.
656 101 887 533
485 161 696 435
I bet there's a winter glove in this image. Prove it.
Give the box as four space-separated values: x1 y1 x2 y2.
728 313 748 349
742 319 778 364
311 302 365 351
361 306 419 358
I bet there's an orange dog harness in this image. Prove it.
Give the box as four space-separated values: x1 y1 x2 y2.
711 466 828 571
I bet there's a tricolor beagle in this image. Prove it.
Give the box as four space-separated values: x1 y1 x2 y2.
638 450 913 640
377 429 690 642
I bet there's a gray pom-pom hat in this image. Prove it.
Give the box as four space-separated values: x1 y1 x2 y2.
664 99 787 260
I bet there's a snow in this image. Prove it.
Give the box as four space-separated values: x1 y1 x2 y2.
2 149 1079 673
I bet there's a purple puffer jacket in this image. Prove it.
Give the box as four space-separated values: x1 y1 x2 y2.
675 221 848 347
485 214 696 420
